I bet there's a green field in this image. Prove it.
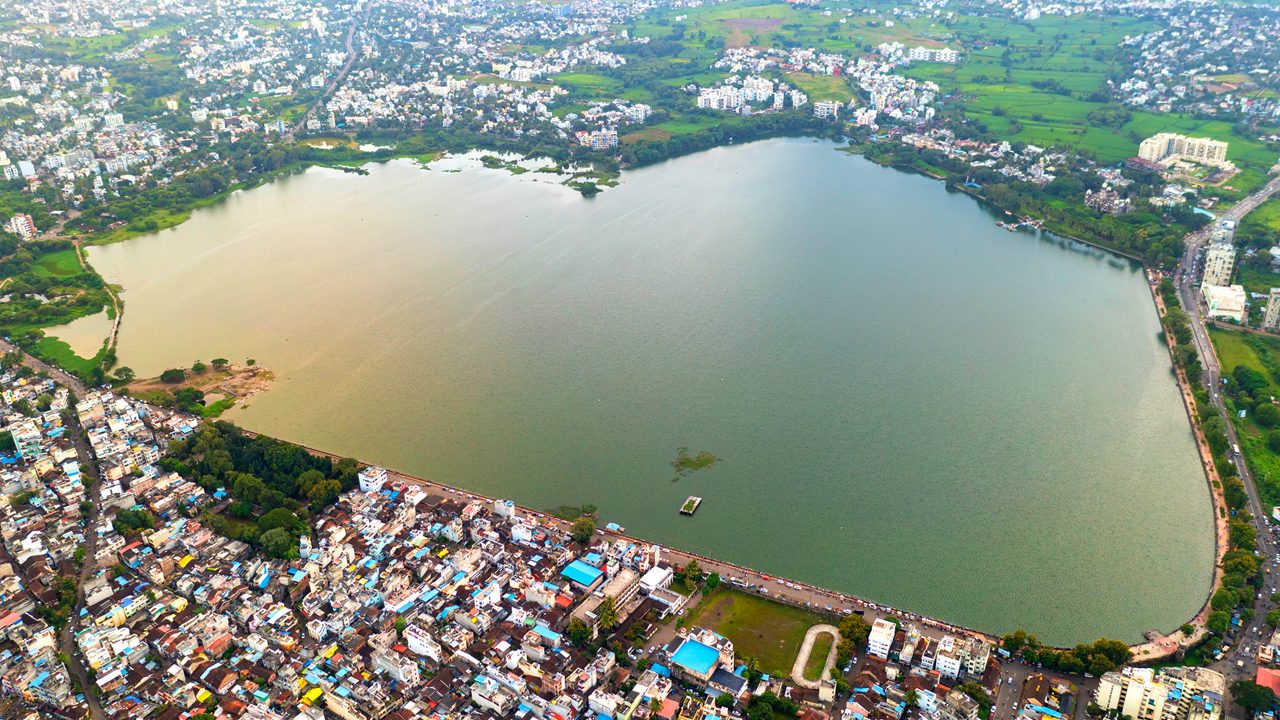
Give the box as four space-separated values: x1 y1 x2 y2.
784 71 853 102
31 249 82 278
31 334 108 378
1210 327 1280 507
685 588 829 676
802 631 833 681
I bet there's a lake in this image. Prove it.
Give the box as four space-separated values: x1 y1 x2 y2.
88 138 1214 644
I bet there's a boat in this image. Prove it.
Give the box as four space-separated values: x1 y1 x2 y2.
996 221 1015 231
680 496 702 515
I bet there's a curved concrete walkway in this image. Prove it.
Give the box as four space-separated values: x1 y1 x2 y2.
791 624 840 689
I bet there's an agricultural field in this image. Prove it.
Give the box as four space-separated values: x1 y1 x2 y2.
899 12 1275 187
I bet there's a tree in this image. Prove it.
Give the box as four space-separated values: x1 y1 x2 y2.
1267 608 1280 628
160 368 186 383
112 366 135 385
211 358 229 370
259 527 297 559
567 618 592 647
705 572 721 590
395 616 408 634
839 615 871 646
191 360 207 374
1257 403 1280 428
905 690 919 708
1207 610 1231 634
572 516 596 544
1230 680 1276 714
1211 587 1239 611
597 596 618 631
684 559 702 582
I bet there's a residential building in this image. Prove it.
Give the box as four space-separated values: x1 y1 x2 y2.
4 213 36 241
1202 284 1246 322
1138 133 1231 169
1202 244 1235 286
867 618 896 659
1265 288 1280 331
1096 667 1225 720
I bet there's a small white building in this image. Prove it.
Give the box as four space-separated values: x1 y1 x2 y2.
867 618 896 659
358 466 388 493
639 565 673 594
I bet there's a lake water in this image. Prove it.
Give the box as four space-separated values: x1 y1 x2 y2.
90 138 1213 644
46 309 111 358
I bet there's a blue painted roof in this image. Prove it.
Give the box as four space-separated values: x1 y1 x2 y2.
670 639 719 676
562 560 603 586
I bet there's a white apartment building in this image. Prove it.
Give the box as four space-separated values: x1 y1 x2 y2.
358 465 389 493
1259 285 1280 330
1265 288 1280 331
1096 667 1224 720
867 618 896 659
1202 243 1235 287
1138 133 1231 169
4 213 36 241
814 100 842 119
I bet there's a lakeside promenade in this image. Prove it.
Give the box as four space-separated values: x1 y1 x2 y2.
279 437 1175 657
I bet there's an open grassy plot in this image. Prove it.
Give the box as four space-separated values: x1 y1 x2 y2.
1237 266 1280 299
783 71 853 102
686 588 828 677
551 72 624 95
1210 327 1280 507
31 334 107 378
802 631 833 681
31 249 83 278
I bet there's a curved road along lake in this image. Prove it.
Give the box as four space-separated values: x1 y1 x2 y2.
89 138 1213 645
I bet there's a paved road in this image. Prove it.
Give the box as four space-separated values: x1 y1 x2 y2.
58 410 107 720
0 337 87 395
289 2 370 139
1175 173 1280 696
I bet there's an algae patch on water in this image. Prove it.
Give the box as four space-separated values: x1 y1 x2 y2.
672 447 719 476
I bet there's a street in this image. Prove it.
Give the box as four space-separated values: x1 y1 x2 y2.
1174 173 1280 693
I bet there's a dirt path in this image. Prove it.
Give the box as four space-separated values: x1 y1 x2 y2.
791 624 839 689
73 240 122 352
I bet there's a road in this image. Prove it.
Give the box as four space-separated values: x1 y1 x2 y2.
58 409 107 720
289 2 370 139
1174 173 1280 696
0 340 102 716
0 337 87 395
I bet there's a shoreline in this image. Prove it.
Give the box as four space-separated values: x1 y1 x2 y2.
241 430 1003 649
90 136 1217 656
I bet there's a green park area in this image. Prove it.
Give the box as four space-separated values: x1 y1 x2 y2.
685 587 828 676
1211 327 1280 507
803 631 834 681
1 242 114 379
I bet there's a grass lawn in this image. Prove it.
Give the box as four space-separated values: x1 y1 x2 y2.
32 249 83 278
31 335 107 378
803 631 833 681
685 588 828 677
783 71 853 102
1210 326 1280 507
1238 266 1280 298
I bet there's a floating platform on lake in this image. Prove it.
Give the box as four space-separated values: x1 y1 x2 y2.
680 496 702 515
